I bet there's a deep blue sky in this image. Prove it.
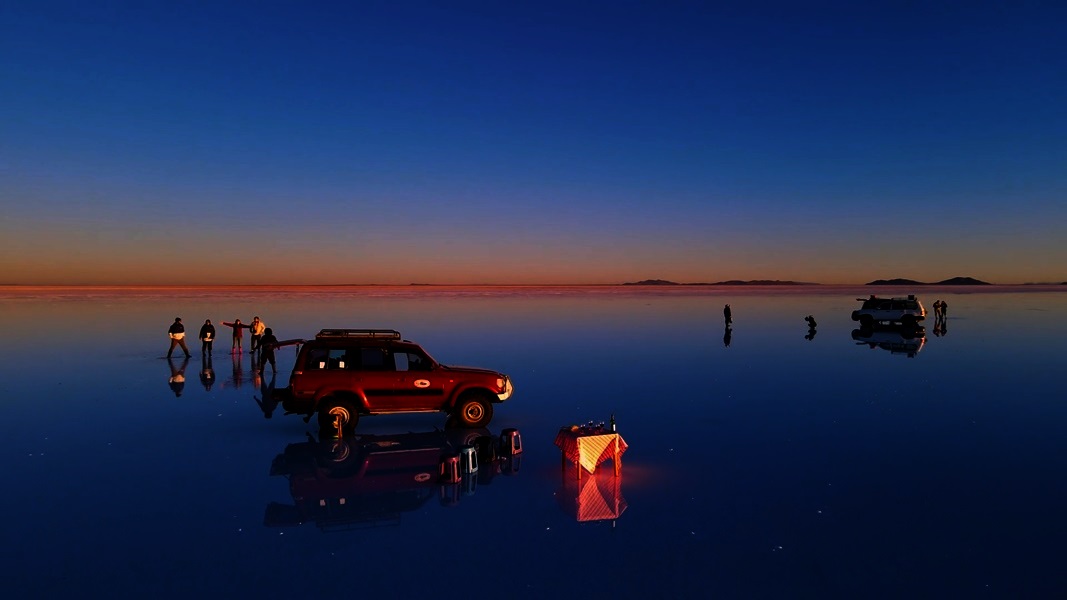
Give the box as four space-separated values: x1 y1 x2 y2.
2 1 1065 284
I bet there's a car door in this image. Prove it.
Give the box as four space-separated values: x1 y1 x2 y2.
293 346 359 403
355 345 401 411
391 349 449 410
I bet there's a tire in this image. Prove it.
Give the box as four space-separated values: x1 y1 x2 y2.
901 315 917 328
318 397 359 436
454 393 493 428
859 315 873 328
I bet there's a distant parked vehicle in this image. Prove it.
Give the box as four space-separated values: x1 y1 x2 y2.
851 295 926 327
272 329 514 435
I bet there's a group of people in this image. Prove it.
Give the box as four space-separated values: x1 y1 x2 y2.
931 300 949 320
167 315 280 372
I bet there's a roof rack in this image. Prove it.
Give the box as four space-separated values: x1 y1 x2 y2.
315 329 402 340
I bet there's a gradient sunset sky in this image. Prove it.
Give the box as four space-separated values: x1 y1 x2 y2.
2 1 1065 285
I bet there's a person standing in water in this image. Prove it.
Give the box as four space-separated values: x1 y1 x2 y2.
258 327 279 373
167 317 191 358
724 304 732 325
221 318 250 353
249 316 266 352
199 319 216 355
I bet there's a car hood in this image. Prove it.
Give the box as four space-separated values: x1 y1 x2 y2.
439 364 503 377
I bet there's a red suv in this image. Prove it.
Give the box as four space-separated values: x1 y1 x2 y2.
274 329 514 434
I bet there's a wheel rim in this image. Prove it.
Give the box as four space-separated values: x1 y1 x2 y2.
464 403 484 422
328 406 351 425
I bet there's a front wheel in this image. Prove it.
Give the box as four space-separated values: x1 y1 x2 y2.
318 397 359 436
454 394 494 428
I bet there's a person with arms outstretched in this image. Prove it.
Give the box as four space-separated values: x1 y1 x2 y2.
221 318 250 353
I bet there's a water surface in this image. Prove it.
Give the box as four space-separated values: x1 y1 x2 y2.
1 285 1064 597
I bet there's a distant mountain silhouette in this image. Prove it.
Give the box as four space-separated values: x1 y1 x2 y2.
866 278 923 285
936 276 990 285
866 276 991 285
623 279 679 286
624 279 812 286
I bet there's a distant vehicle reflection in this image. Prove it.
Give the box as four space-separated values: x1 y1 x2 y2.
852 324 926 358
264 426 521 531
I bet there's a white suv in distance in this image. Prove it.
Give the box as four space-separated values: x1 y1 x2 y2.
851 295 926 327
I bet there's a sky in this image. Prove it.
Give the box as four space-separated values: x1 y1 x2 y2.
2 1 1066 285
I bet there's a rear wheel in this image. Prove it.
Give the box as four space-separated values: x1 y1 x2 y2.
859 315 874 328
454 393 493 428
317 397 359 436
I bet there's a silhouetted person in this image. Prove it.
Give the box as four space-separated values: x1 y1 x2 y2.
259 327 279 373
723 325 732 348
168 356 189 397
255 372 278 419
940 300 948 319
199 354 216 391
222 318 250 353
723 304 732 325
199 319 216 354
804 315 817 328
167 317 191 358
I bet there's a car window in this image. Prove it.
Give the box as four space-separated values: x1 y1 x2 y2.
305 348 351 370
306 348 328 370
395 351 430 372
359 347 392 371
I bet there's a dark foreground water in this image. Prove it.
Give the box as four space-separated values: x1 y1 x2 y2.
1 285 1065 598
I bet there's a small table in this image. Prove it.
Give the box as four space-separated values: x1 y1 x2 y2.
554 428 628 479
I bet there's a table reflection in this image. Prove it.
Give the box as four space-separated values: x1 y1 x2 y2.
265 426 521 531
557 470 628 524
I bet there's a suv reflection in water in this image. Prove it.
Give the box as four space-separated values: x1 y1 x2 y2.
265 427 521 531
852 324 926 358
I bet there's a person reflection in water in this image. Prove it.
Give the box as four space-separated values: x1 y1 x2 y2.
168 356 189 397
255 371 278 419
229 352 245 389
723 325 732 348
199 354 215 391
804 315 817 341
933 318 948 337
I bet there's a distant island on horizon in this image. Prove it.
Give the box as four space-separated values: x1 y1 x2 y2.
864 276 991 286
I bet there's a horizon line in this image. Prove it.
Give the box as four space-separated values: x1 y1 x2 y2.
3 281 1066 288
